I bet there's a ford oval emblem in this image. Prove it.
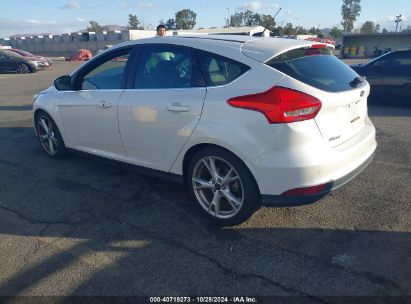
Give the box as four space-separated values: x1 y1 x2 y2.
360 91 365 97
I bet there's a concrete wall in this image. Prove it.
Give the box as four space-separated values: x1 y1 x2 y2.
129 30 156 40
342 33 411 58
1 26 274 56
0 31 131 57
0 38 12 47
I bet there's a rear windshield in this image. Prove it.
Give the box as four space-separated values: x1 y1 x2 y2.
266 47 360 92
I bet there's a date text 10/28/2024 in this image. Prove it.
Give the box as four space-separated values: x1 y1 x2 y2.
150 297 258 303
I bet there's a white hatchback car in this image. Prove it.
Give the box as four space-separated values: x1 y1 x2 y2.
33 35 377 225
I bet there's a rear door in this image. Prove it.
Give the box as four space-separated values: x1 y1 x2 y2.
118 45 206 171
265 46 369 147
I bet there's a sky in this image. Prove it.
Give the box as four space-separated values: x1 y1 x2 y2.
0 0 410 38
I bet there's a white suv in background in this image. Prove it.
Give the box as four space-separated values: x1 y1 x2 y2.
33 35 377 225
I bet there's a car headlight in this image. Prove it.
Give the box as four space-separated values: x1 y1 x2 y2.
29 60 41 66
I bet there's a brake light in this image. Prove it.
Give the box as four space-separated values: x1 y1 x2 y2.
310 44 327 49
227 87 322 124
303 44 328 56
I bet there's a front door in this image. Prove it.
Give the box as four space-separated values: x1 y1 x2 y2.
58 48 132 161
382 51 411 103
0 52 15 72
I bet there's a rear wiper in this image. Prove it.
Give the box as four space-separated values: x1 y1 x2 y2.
350 76 366 88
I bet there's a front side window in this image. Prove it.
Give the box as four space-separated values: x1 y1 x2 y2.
199 52 249 86
80 50 130 90
134 46 200 89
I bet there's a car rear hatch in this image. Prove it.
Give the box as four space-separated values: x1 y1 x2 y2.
242 39 368 147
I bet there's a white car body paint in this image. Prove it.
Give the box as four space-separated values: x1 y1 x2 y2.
33 35 377 199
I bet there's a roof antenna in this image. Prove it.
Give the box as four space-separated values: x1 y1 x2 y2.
254 7 282 37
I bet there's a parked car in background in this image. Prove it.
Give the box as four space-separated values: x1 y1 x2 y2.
0 49 46 73
33 35 376 225
65 49 93 61
351 49 411 107
9 48 52 67
96 45 114 55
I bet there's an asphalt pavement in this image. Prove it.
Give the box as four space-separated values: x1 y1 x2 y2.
0 60 410 303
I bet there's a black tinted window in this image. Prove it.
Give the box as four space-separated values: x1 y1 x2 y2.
266 47 360 92
134 46 201 89
199 52 249 86
81 50 130 90
379 52 411 66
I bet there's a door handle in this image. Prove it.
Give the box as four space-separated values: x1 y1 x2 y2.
167 103 190 113
97 101 112 108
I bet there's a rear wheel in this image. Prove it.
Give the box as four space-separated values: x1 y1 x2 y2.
16 63 30 74
35 112 67 158
186 147 260 226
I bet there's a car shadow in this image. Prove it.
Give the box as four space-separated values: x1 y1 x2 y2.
0 105 33 111
368 105 411 117
0 127 409 299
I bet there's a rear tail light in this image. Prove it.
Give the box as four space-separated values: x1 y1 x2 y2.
227 86 322 124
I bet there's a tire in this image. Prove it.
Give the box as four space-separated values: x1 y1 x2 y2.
34 112 68 159
186 147 261 226
16 63 30 74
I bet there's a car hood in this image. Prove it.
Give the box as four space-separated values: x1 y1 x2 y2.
349 64 364 72
350 63 364 68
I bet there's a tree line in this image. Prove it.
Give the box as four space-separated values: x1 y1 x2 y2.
86 1 409 38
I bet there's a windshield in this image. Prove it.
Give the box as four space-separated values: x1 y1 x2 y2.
4 50 23 58
266 47 361 92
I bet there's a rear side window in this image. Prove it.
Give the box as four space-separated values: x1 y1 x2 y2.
134 45 203 89
199 52 249 86
266 47 360 92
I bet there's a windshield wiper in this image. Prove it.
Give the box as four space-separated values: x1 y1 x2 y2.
350 76 366 88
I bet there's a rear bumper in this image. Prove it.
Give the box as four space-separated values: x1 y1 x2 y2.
261 150 375 207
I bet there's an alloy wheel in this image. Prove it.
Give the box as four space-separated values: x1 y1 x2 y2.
37 115 59 156
17 64 28 74
192 156 244 219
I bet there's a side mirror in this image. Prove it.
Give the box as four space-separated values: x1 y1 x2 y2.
54 75 72 91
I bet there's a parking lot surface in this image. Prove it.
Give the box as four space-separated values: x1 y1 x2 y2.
0 61 410 301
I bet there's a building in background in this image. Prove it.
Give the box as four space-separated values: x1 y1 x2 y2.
0 26 272 57
341 32 411 58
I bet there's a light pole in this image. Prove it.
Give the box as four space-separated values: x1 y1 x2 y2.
395 14 402 33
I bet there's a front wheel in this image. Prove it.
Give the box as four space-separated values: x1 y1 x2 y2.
35 112 67 158
186 147 260 226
